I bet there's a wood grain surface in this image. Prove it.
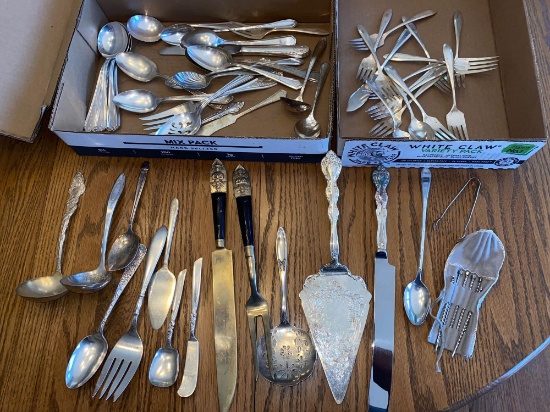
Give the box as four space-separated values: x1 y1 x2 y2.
0 0 549 410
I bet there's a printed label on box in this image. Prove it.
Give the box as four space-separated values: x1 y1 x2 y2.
341 140 546 169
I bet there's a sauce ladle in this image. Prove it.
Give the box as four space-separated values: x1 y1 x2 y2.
60 173 126 293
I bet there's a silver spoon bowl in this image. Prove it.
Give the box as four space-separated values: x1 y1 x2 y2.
98 22 129 58
408 118 435 140
126 15 164 42
161 23 194 45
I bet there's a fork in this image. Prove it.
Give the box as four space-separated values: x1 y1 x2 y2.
232 165 274 379
443 44 469 139
93 226 168 401
366 79 410 138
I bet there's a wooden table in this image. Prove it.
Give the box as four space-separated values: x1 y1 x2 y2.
1 3 549 411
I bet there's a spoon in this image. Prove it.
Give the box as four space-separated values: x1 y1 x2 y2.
172 69 253 90
115 52 173 83
65 244 146 389
186 46 302 89
294 62 329 138
60 173 125 293
257 227 316 385
148 197 179 330
149 269 186 387
404 168 432 325
181 28 296 48
107 161 150 271
126 15 164 42
15 173 85 302
113 89 232 114
281 37 326 113
98 22 130 58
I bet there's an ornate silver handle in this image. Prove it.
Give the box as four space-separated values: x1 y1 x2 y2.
163 197 180 267
99 244 146 333
321 151 342 263
235 63 302 89
166 269 187 346
225 35 296 47
128 161 150 230
203 102 244 124
189 258 203 338
276 228 289 324
296 37 327 99
55 172 85 274
225 19 297 32
100 173 125 269
132 226 167 328
238 45 310 59
372 166 390 254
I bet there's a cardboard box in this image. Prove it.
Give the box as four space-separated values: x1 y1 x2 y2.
335 0 548 169
44 0 335 162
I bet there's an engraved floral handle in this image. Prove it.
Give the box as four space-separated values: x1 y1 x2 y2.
128 161 150 230
166 270 186 347
372 165 390 255
189 258 203 339
237 45 310 59
223 35 296 47
321 151 342 263
100 173 125 270
276 227 289 324
131 226 167 329
163 197 179 267
98 244 146 334
56 172 85 274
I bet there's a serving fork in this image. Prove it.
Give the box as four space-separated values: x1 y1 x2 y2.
443 44 469 139
93 226 168 401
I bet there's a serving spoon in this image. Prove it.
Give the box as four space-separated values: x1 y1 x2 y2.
60 173 125 293
15 173 85 302
107 161 150 271
126 15 164 42
294 62 329 138
65 245 146 389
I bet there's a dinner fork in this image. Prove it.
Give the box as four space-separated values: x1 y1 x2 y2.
93 226 168 401
367 79 410 138
232 165 274 380
443 44 469 139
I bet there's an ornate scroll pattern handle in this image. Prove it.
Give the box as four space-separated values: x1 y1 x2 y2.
166 270 187 347
321 151 342 263
189 258 203 339
372 165 390 255
99 244 146 334
56 172 86 274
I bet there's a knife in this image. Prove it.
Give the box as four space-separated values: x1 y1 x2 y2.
178 257 203 397
210 159 238 412
197 90 286 136
368 165 396 412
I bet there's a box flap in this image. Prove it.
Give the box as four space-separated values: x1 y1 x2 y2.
0 0 83 141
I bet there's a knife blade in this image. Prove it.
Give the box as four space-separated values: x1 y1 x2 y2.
197 90 286 136
368 165 395 412
178 257 203 397
210 159 238 412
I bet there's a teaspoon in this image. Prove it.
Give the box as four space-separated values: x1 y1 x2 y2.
403 168 432 325
294 62 329 138
107 161 149 271
15 173 85 302
60 173 125 293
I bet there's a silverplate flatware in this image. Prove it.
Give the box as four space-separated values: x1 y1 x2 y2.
15 172 85 302
178 257 203 397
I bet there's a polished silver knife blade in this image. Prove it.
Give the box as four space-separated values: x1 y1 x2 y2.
178 257 203 397
368 165 395 412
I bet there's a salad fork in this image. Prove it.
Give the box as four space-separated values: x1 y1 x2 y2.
443 44 469 139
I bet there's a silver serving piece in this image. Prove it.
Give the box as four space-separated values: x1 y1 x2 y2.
368 165 395 412
299 151 372 404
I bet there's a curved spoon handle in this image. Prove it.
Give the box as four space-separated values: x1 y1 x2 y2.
100 173 125 268
225 35 296 47
99 244 146 333
372 166 390 255
166 269 187 346
236 63 302 89
132 226 167 328
128 161 150 229
56 172 86 273
297 37 327 98
198 75 253 111
418 168 431 274
321 151 342 263
163 198 179 267
276 228 289 323
189 258 203 338
309 62 329 116
227 19 297 32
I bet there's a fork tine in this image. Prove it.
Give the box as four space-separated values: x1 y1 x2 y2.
261 314 275 378
93 356 115 397
111 362 139 402
99 357 123 399
247 315 259 379
105 361 131 400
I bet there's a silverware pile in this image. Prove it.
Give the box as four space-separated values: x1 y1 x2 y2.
82 14 331 138
348 10 499 140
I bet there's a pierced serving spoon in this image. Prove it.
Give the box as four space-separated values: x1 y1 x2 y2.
181 28 296 48
60 173 125 293
15 173 85 302
65 245 146 389
107 161 149 271
404 168 432 325
294 62 329 138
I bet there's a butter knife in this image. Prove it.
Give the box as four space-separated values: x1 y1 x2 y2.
178 257 203 397
368 165 395 412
